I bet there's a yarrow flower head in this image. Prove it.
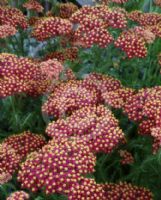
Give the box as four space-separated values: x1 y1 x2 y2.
68 180 153 200
59 2 78 18
23 0 43 13
151 127 161 154
124 86 161 135
0 169 12 185
42 80 99 118
3 131 46 159
0 143 21 175
102 87 135 109
0 6 28 29
17 138 96 194
46 105 125 153
7 191 29 200
0 131 46 184
0 25 17 39
128 11 161 26
129 26 156 44
102 9 127 29
102 182 153 199
40 59 64 80
83 73 122 101
0 53 50 97
119 150 134 165
68 178 105 200
32 17 72 41
115 31 147 58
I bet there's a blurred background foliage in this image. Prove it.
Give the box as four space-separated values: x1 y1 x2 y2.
0 0 161 199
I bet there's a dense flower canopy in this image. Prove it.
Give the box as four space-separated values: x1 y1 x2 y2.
0 53 50 97
0 1 160 199
0 25 17 39
46 105 125 153
42 80 99 117
0 6 28 29
68 180 153 200
18 138 96 194
32 17 73 41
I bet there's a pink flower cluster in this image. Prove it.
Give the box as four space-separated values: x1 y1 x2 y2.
102 87 135 109
115 31 148 58
40 59 64 80
32 17 72 41
0 131 46 184
7 191 29 200
0 53 50 97
46 105 125 153
17 138 96 194
0 6 28 29
124 86 161 153
0 25 17 39
42 80 99 117
119 150 134 165
70 5 128 48
68 180 153 200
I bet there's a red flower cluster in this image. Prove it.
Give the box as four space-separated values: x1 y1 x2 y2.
102 87 135 109
46 105 125 153
71 5 128 47
128 11 161 26
102 182 153 199
124 87 161 152
128 10 142 22
102 9 127 28
42 80 99 117
17 138 96 194
73 15 113 48
44 47 78 63
0 169 12 184
0 6 28 29
0 143 21 176
59 2 78 18
83 73 122 100
115 31 147 58
68 180 153 200
23 0 43 13
70 5 108 23
151 127 161 154
3 131 46 158
119 150 134 165
0 131 46 184
40 59 64 80
7 191 29 200
32 17 72 41
0 25 17 39
68 178 105 200
0 53 50 97
128 26 156 44
148 22 161 38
